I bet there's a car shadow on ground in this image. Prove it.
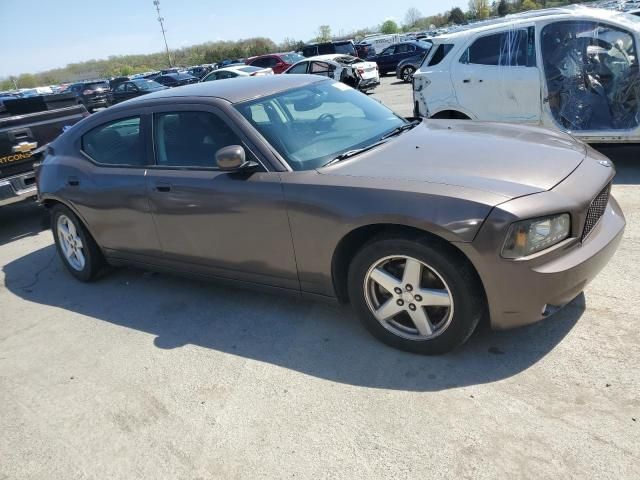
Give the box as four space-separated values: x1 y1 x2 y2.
0 202 50 247
3 244 584 392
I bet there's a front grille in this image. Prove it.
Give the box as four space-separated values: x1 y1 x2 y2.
581 183 611 241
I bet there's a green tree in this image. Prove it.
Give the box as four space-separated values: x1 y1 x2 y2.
468 0 491 19
316 25 332 42
16 73 37 88
521 0 539 10
380 19 399 34
448 7 466 24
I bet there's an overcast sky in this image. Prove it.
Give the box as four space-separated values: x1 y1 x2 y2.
0 0 467 77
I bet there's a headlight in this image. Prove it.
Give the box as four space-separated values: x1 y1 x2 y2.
502 214 571 259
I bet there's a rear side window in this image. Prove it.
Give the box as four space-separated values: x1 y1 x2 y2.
82 117 145 166
317 44 335 55
287 62 308 74
251 57 275 68
427 44 453 66
334 42 356 55
153 111 244 168
310 61 332 75
302 46 318 57
462 29 530 66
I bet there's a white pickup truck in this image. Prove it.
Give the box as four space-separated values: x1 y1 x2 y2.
412 6 640 143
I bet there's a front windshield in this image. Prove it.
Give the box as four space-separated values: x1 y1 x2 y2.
236 81 406 170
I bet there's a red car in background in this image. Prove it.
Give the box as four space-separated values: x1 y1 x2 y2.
245 52 305 74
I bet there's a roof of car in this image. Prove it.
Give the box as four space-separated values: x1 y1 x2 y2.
306 54 357 62
432 6 638 42
214 65 262 73
114 74 326 106
304 40 354 46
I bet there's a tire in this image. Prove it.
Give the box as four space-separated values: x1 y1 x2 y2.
51 204 105 282
348 236 484 355
401 66 415 83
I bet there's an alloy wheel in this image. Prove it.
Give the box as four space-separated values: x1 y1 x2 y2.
363 255 454 340
57 214 86 271
402 67 415 82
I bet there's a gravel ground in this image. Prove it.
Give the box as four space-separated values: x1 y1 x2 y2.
1 76 638 479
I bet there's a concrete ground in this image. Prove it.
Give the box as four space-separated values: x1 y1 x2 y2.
1 76 639 479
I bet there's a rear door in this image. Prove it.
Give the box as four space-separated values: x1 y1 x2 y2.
394 43 416 66
144 104 299 289
69 114 161 257
451 27 541 123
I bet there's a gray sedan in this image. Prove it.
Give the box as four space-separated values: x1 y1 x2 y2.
36 75 625 354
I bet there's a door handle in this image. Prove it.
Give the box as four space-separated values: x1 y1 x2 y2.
154 182 171 192
67 177 79 186
463 79 471 83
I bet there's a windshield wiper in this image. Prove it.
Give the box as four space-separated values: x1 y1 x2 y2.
379 119 421 140
323 140 387 167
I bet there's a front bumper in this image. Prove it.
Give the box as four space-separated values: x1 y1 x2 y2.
460 195 625 330
0 171 38 207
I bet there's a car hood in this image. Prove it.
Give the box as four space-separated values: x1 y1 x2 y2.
318 120 586 200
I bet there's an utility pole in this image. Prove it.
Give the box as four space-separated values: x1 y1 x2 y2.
153 0 173 67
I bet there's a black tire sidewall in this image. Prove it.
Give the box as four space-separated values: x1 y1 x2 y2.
51 205 100 282
348 237 482 355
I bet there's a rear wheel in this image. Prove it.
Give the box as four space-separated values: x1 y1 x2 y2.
51 205 104 282
401 66 415 83
348 237 484 354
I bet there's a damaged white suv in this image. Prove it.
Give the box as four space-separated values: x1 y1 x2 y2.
413 6 640 143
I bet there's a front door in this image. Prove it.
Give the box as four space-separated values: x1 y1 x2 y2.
377 45 397 72
145 107 299 290
452 27 541 123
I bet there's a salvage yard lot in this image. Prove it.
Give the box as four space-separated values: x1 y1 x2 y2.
1 77 639 479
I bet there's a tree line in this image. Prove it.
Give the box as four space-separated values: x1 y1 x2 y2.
1 0 593 91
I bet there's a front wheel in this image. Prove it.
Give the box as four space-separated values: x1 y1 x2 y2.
348 237 484 354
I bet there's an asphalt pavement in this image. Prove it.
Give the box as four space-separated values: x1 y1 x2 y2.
1 76 639 479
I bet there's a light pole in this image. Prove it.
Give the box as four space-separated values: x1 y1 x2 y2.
153 0 173 67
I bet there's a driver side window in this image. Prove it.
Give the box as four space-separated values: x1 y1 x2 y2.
152 111 245 168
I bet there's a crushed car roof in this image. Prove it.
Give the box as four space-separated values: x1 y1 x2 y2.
433 5 639 41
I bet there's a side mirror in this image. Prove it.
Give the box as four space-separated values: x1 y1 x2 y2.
216 145 256 171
